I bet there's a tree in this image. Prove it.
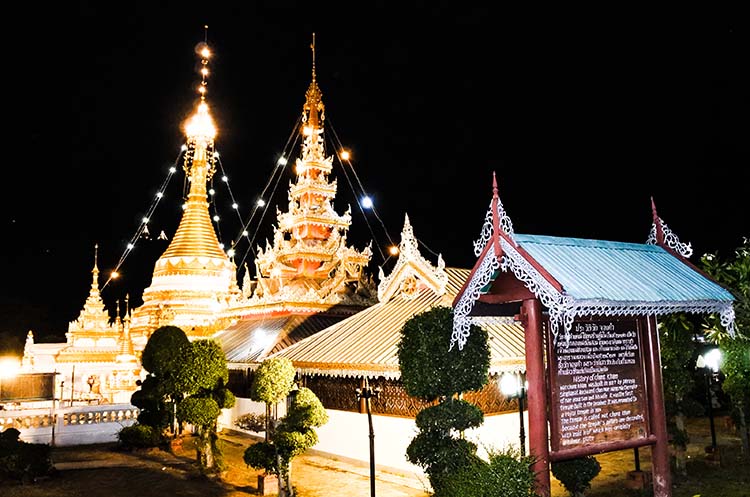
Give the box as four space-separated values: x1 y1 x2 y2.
701 238 750 457
249 357 296 439
658 313 702 474
175 339 235 471
397 305 490 493
134 326 193 434
244 357 328 496
131 326 235 472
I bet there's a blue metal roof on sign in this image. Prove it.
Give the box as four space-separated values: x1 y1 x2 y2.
514 234 735 303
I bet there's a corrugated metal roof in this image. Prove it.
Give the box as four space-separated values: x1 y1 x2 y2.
515 234 735 303
215 314 344 363
271 268 525 378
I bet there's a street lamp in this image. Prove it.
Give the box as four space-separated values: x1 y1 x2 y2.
499 371 527 456
696 347 722 452
356 377 381 497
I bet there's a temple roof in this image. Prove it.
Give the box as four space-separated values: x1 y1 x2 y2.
216 312 347 363
510 234 734 303
451 173 737 349
268 217 526 378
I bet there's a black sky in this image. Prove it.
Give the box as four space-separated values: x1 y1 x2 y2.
3 3 747 340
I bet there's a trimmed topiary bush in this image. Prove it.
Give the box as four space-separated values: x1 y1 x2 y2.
117 423 164 450
551 455 601 497
397 305 490 494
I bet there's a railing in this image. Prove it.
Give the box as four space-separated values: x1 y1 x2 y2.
0 403 139 445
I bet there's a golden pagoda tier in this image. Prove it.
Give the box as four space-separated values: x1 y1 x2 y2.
130 43 241 341
21 250 142 404
59 245 121 357
238 36 376 311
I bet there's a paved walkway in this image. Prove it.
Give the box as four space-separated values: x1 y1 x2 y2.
52 432 430 497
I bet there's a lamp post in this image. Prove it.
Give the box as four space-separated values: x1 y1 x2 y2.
356 377 381 497
500 371 527 456
696 348 721 452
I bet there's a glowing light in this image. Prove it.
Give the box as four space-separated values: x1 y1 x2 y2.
251 328 274 353
200 47 211 59
184 101 217 140
0 357 20 378
340 150 350 161
213 215 220 222
209 188 215 195
180 145 187 152
232 202 238 209
142 217 149 223
182 203 187 210
156 192 163 198
170 166 177 173
219 243 225 249
361 196 373 209
704 348 722 372
277 156 288 166
127 243 134 250
499 373 521 397
198 86 206 95
303 125 313 136
242 230 249 237
389 246 399 256
214 151 220 158
201 67 209 77
227 248 235 257
257 199 266 207
222 175 228 182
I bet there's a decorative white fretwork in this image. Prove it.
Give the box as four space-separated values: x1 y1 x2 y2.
472 199 516 257
646 218 693 258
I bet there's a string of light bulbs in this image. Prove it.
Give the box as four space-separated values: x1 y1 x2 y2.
101 148 184 290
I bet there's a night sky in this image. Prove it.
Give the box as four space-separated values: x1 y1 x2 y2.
3 3 747 342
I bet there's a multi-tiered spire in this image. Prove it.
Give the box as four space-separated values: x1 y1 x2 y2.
130 35 240 340
249 34 375 307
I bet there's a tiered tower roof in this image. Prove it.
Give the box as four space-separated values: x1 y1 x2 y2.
245 34 376 310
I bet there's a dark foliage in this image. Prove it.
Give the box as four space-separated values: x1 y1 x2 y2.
551 456 601 496
398 305 490 400
117 423 164 450
0 428 53 483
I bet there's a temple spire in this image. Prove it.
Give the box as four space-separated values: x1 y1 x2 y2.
90 243 101 299
303 33 324 133
159 35 225 260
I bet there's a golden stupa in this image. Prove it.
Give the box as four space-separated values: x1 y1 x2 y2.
129 43 241 342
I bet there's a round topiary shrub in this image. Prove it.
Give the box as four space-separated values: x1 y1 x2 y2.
117 423 163 450
551 455 601 497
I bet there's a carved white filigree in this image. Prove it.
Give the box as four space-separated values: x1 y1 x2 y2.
646 218 693 258
451 250 501 350
472 199 517 257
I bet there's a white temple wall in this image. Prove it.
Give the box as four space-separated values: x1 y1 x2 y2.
219 398 525 480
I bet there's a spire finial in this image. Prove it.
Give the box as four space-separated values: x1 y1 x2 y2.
311 32 317 82
197 27 211 103
491 172 502 256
